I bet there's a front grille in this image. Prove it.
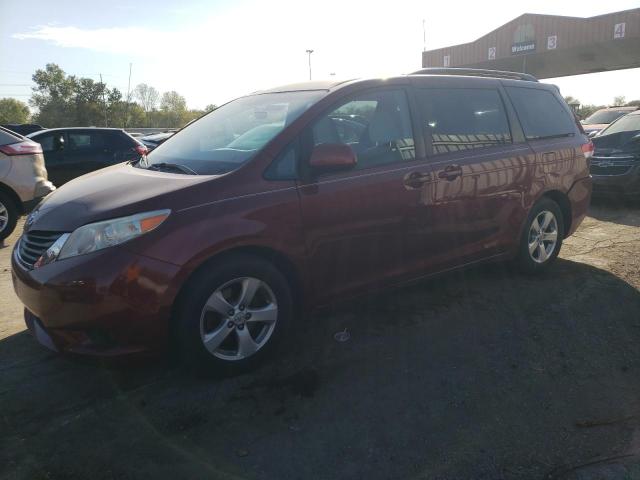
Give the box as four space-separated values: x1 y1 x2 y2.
590 164 633 176
17 231 64 270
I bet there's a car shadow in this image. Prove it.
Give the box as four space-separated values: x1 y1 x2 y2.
589 196 640 227
2 259 640 479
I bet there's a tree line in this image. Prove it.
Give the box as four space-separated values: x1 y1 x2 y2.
0 63 217 129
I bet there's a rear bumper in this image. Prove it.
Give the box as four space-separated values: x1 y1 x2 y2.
20 181 55 214
12 245 181 357
566 176 592 237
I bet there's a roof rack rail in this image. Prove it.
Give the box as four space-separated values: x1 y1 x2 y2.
411 68 539 82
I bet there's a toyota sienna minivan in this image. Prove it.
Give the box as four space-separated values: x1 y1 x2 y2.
12 69 593 374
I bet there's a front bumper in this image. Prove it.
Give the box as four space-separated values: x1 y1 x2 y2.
590 158 640 196
12 244 181 356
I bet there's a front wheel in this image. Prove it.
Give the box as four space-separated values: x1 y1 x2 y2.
175 254 293 376
516 197 565 274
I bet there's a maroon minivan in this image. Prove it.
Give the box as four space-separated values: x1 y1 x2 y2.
12 69 593 374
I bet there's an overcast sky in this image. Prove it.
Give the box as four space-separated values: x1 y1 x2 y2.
0 0 638 110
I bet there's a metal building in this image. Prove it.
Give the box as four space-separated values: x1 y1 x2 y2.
421 9 640 79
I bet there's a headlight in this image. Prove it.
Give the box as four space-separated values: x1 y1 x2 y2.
34 210 170 268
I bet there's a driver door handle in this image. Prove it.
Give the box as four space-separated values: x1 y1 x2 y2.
438 164 462 181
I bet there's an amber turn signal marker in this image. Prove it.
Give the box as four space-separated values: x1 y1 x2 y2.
140 214 168 233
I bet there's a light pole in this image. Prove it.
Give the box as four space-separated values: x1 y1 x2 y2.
306 49 314 80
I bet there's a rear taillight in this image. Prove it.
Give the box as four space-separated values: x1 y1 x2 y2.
0 140 42 156
135 144 148 156
581 141 594 159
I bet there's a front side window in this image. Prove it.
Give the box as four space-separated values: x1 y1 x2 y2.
32 132 64 155
417 88 512 155
311 89 415 171
506 87 576 140
145 91 325 175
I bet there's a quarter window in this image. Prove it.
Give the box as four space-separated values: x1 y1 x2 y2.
311 90 415 171
505 86 576 140
417 88 512 155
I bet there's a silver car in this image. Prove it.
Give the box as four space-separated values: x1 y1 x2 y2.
0 127 55 241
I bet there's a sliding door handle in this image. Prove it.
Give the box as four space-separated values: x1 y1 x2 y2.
404 171 431 189
438 164 462 181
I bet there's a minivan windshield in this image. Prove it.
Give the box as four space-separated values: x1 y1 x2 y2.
142 90 325 175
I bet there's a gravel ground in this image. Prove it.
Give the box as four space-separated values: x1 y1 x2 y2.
1 198 640 480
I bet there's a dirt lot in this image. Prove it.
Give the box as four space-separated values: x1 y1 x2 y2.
1 199 640 480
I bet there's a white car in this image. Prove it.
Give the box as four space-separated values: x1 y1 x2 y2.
0 126 55 241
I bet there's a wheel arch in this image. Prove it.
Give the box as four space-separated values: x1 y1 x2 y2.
0 182 23 214
169 245 305 336
540 190 572 238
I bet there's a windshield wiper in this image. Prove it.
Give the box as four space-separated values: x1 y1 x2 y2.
146 162 198 175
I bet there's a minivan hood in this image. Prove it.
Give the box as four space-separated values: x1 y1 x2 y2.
29 163 216 232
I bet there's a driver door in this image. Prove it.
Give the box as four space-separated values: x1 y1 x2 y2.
297 88 427 304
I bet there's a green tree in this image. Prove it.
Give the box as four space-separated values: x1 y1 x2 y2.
160 91 188 127
613 96 626 106
30 63 76 127
134 83 160 126
30 63 124 127
626 99 640 107
0 98 30 124
204 104 217 113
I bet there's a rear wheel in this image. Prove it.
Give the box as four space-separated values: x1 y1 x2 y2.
516 197 564 274
175 254 293 376
0 191 18 242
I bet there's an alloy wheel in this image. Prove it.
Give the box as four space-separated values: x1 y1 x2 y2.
199 277 278 361
0 201 8 233
528 210 558 264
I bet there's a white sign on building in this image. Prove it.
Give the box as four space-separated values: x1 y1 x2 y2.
547 35 557 50
614 22 626 39
488 47 496 60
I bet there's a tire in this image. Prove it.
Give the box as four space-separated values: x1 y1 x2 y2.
0 191 18 242
174 254 294 376
516 197 565 274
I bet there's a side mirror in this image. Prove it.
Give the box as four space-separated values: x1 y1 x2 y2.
309 143 357 173
631 133 640 143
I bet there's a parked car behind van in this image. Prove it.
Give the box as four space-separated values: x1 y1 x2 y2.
591 109 640 196
27 127 148 186
0 126 54 241
581 106 638 137
12 69 592 374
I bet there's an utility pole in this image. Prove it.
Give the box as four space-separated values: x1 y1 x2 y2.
306 49 314 80
99 73 108 127
423 19 426 51
124 63 132 128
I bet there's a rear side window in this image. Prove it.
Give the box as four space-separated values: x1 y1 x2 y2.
31 132 65 153
68 132 92 150
505 87 575 140
416 88 512 155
